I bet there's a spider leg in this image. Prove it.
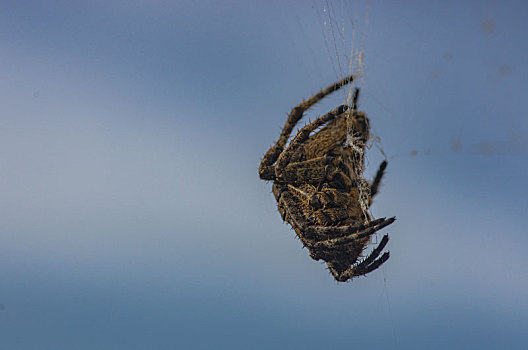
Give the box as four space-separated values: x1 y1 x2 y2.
330 253 390 281
351 87 360 111
353 234 389 268
328 234 390 282
276 155 356 190
273 183 312 231
275 156 337 185
259 74 355 180
369 160 387 201
275 105 349 173
304 218 393 265
309 218 395 251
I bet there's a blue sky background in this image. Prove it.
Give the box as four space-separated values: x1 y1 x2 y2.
0 1 527 349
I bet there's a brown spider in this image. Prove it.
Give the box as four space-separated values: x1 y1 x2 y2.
259 74 395 282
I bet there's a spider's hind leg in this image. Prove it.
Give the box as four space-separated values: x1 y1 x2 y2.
328 234 390 282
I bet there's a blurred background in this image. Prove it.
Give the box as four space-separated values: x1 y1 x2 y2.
0 1 527 349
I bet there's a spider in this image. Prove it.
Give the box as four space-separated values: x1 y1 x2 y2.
259 74 395 282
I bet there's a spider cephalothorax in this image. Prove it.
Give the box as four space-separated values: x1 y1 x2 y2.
259 74 395 282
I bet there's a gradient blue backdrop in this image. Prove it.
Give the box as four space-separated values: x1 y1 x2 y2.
0 1 527 349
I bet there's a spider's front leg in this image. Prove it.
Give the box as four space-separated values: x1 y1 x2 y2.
259 74 355 180
275 105 349 173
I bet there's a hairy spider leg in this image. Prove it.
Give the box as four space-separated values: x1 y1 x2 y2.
309 217 395 250
369 160 387 202
329 234 390 281
305 218 394 267
354 234 389 268
275 105 349 173
351 87 360 111
275 155 339 185
259 74 355 180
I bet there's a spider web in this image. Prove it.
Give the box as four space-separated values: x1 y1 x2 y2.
314 3 399 346
314 7 398 342
313 0 382 222
277 2 400 340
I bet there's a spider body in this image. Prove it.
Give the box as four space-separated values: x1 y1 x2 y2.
259 74 395 282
